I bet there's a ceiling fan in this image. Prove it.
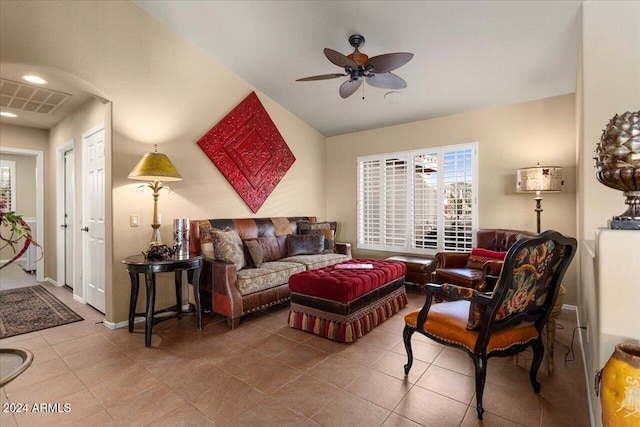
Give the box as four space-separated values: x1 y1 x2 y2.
297 34 414 99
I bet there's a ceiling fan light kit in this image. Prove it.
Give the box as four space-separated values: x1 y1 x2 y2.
297 34 414 99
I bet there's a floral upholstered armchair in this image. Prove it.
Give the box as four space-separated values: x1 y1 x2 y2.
403 230 576 420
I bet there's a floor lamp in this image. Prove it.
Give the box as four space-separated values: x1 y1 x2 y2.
516 164 563 233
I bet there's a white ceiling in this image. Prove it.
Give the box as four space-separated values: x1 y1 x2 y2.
0 64 93 130
134 0 583 137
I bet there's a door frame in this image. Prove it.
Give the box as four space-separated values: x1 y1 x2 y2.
0 147 44 282
56 140 78 298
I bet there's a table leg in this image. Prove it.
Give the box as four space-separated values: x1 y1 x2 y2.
193 263 202 331
174 271 182 314
128 272 139 333
144 266 156 347
546 317 557 374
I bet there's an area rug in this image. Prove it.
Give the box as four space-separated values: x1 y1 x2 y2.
0 285 83 339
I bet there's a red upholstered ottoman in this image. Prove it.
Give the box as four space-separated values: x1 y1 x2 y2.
288 258 407 342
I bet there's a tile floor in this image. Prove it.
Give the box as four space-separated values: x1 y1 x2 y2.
0 264 591 426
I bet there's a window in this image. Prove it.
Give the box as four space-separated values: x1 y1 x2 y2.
357 143 477 254
0 160 16 211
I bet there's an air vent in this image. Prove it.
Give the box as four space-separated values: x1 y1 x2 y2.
0 79 71 115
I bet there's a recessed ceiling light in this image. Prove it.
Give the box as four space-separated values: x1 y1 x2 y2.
22 75 47 85
0 112 18 118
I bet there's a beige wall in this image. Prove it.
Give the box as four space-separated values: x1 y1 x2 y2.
327 94 579 303
0 154 36 217
49 98 110 296
1 1 327 324
0 125 48 264
577 2 640 425
0 153 36 261
579 2 640 239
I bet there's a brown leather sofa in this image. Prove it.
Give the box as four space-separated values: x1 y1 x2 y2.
189 217 351 329
431 229 535 289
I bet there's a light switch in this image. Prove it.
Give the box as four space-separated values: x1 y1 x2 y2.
130 215 139 227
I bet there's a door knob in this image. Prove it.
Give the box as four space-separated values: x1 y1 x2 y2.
60 224 67 228
81 227 89 232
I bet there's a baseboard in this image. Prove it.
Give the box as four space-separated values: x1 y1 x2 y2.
103 317 144 330
44 277 58 286
73 294 86 304
576 307 596 427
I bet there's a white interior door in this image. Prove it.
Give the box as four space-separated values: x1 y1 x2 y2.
64 149 75 289
82 125 106 313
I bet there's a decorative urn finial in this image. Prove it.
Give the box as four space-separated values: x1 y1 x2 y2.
595 111 640 229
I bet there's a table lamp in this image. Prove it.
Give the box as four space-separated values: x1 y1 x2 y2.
128 145 182 252
516 164 563 233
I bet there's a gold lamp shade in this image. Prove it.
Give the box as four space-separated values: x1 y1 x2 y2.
128 151 182 182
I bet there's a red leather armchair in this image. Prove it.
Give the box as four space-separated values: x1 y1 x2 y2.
431 229 535 289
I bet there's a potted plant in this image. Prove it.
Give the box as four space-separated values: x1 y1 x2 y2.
0 199 41 269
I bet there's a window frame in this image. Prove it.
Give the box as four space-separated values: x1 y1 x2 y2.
357 142 478 255
0 160 16 212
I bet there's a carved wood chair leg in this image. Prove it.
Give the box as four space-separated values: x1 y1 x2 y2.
530 338 544 393
403 325 415 375
474 355 487 420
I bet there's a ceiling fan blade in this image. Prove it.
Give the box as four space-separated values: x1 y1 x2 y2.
366 72 407 89
324 48 358 70
365 52 414 73
339 78 362 98
296 73 348 81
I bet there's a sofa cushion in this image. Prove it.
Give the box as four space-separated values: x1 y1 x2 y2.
298 220 337 253
287 234 324 256
281 253 349 270
210 227 246 270
244 239 264 267
237 261 305 295
465 248 507 269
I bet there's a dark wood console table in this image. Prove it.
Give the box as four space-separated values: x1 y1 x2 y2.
123 254 203 347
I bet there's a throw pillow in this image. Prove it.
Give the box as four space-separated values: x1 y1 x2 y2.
297 220 337 253
210 227 246 271
465 247 507 269
287 234 325 256
257 236 281 262
243 239 264 267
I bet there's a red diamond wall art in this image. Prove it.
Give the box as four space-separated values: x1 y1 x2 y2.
197 92 296 213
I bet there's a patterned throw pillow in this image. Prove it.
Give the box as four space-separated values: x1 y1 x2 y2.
210 227 246 270
297 220 337 253
465 247 507 269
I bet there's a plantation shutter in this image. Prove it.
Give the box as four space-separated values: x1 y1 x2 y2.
357 143 476 254
358 159 382 246
413 153 438 250
383 157 408 247
442 148 474 251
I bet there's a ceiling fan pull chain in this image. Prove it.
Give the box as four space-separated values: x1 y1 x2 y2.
362 81 365 100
